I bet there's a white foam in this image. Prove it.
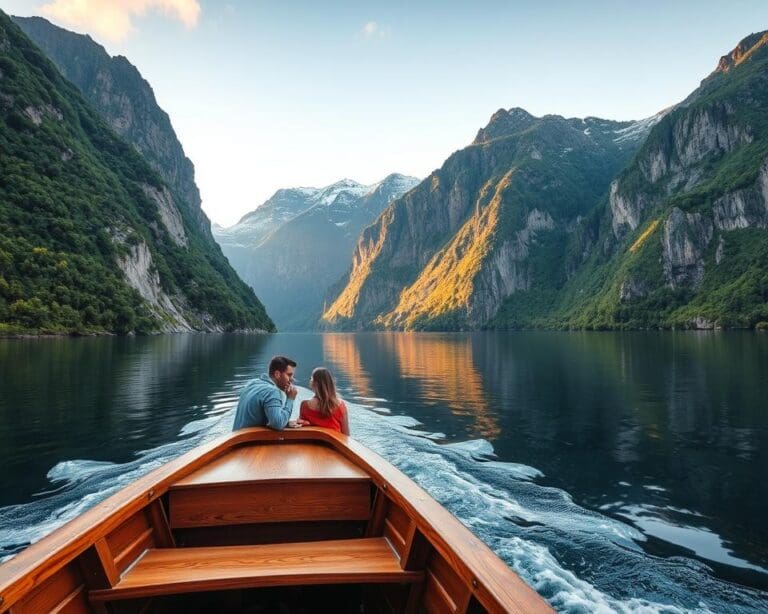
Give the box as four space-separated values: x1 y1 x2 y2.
47 460 117 483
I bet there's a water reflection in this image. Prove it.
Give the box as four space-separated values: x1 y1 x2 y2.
321 334 373 397
321 332 768 582
384 333 499 439
0 335 267 504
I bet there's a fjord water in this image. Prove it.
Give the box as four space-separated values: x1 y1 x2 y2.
0 333 766 612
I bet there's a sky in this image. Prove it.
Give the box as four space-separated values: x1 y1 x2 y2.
3 1 768 226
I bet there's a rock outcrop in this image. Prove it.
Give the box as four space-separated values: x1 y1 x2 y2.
558 29 768 329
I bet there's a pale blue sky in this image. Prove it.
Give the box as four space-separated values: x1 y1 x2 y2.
4 0 768 225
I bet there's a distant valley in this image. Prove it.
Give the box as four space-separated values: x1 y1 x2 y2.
214 174 418 330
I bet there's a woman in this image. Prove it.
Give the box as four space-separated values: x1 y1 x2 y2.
299 367 350 435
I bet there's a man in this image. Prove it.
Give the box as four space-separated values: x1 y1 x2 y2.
232 355 298 430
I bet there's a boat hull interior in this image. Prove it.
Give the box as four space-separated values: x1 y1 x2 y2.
0 428 551 613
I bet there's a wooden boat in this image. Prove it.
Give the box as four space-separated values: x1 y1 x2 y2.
0 427 552 613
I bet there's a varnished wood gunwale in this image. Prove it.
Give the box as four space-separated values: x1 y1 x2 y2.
0 428 552 614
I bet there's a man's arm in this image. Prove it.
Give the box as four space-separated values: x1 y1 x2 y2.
263 389 294 430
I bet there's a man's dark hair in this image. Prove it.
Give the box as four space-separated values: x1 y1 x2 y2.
269 355 297 375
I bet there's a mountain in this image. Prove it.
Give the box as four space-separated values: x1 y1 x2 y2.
0 12 274 334
12 15 211 239
213 185 329 279
527 29 768 330
325 30 768 331
321 108 653 330
214 174 419 330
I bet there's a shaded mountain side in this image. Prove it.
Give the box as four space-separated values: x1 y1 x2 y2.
0 12 274 334
494 29 768 330
215 175 418 330
214 185 327 259
322 109 651 330
12 15 212 240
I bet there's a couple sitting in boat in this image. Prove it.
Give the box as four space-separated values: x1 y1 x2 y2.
232 355 350 435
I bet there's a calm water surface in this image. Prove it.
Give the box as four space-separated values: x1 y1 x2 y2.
0 332 766 612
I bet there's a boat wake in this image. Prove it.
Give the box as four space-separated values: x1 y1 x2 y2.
347 401 767 613
0 391 766 613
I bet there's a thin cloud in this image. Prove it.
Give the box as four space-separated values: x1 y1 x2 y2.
361 21 387 39
39 0 201 42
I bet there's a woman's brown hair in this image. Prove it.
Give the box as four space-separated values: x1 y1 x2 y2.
311 367 339 417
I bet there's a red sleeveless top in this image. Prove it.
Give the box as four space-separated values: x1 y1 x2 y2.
299 399 346 432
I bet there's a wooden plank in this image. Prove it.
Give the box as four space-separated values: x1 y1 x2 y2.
147 500 175 548
169 480 371 528
8 563 83 614
174 520 364 548
90 538 422 601
423 570 459 614
424 550 471 613
402 528 430 614
49 585 89 614
385 500 412 547
383 518 406 559
76 541 116 591
113 528 153 575
172 443 369 488
365 488 389 537
402 527 431 571
93 539 119 587
106 511 151 561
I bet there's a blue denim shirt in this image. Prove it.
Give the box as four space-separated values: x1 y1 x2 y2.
232 373 293 431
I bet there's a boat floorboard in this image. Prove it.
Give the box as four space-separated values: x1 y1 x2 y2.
89 537 421 601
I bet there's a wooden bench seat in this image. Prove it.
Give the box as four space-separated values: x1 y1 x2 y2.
168 443 373 528
171 443 371 487
89 537 422 601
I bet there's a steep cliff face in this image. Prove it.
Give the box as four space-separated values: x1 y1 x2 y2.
323 109 649 330
552 29 768 329
12 15 211 239
215 175 418 330
0 13 274 334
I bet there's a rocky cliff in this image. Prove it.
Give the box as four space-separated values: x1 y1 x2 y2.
543 29 768 329
322 109 651 330
0 12 274 334
215 175 418 330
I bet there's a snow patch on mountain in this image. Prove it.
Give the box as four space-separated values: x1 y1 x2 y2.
613 110 670 144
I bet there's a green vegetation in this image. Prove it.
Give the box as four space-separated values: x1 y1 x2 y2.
0 13 274 334
491 32 768 331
